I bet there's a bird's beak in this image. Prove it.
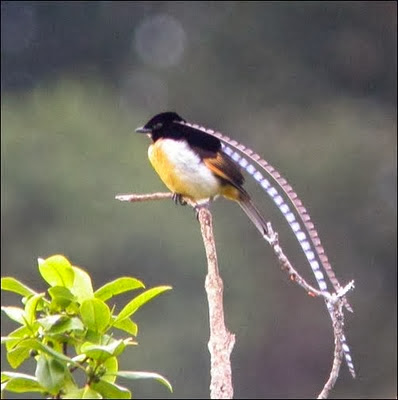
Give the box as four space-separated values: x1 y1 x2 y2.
135 126 152 134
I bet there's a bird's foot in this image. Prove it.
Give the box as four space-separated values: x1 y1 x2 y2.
194 201 211 221
172 193 187 206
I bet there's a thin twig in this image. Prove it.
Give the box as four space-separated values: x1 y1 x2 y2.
115 192 173 202
263 222 327 299
263 222 354 397
317 301 344 399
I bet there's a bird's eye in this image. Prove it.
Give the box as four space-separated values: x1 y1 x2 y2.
153 122 163 129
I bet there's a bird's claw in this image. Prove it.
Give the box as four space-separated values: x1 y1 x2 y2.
194 202 211 221
194 206 200 221
172 193 187 206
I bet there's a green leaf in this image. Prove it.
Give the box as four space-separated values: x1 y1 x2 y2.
38 314 66 330
48 286 75 308
1 336 17 345
115 286 172 323
80 298 111 333
38 254 75 288
54 370 79 397
80 339 128 362
1 306 26 325
70 266 94 301
24 293 45 325
6 344 31 368
63 386 102 399
1 371 34 382
1 277 36 297
112 317 138 336
3 325 33 351
92 379 131 399
95 277 145 301
35 355 66 394
101 357 118 383
71 354 87 364
83 330 102 345
17 339 80 367
117 371 173 393
38 315 84 334
1 372 45 393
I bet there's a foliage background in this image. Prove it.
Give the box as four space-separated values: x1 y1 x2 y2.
1 2 396 398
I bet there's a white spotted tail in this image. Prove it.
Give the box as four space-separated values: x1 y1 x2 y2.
177 120 356 378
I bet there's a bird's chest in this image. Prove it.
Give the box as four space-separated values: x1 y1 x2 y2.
148 139 220 200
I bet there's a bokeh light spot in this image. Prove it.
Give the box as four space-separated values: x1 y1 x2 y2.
133 14 186 68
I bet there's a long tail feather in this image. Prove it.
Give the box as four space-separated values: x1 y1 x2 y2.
238 196 268 237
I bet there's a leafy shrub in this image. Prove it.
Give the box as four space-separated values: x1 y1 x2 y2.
1 254 172 399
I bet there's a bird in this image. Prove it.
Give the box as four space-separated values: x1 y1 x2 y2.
135 111 269 237
135 111 356 378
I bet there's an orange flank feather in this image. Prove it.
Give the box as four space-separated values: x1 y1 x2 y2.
202 152 244 189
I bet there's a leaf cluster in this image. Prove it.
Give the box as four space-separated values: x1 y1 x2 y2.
1 254 173 398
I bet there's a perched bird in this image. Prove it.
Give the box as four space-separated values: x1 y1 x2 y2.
135 111 268 236
135 111 356 378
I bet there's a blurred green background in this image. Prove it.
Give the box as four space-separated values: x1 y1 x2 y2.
1 1 396 398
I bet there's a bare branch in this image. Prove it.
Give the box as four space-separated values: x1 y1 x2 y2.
263 222 355 396
197 206 235 399
115 192 173 202
318 301 344 399
263 222 327 298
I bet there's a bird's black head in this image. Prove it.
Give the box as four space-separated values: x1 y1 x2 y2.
135 112 185 141
136 111 221 151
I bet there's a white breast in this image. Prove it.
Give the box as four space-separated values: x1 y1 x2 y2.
148 138 221 200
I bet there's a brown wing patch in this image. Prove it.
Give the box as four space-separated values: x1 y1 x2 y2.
200 150 245 188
